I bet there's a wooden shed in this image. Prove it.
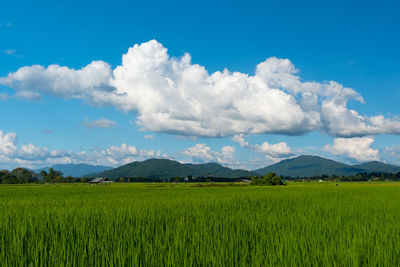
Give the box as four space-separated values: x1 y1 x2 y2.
89 177 112 186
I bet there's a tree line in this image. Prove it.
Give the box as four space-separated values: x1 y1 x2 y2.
0 168 90 184
2 167 400 184
285 171 400 182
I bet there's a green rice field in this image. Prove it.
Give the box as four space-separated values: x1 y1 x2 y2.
1 182 400 266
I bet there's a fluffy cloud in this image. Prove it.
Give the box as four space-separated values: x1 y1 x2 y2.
256 141 294 159
182 144 238 167
1 40 400 138
0 130 58 167
384 145 400 158
0 130 17 155
232 134 294 163
0 61 115 103
98 144 164 166
321 103 400 137
324 137 380 162
382 145 400 164
14 90 42 101
232 134 250 147
0 130 165 169
82 118 117 128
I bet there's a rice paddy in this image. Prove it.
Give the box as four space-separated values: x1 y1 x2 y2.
1 182 400 266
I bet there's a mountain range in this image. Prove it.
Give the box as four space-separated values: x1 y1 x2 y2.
35 155 400 179
254 155 387 177
34 164 112 177
88 158 255 179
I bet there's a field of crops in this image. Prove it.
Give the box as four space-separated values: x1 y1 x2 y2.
1 182 400 266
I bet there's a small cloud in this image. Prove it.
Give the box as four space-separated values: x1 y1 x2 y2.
2 49 16 55
324 137 380 162
0 129 168 169
232 134 295 162
144 134 154 140
182 143 240 168
82 118 117 128
15 90 42 101
41 130 53 134
232 134 249 147
1 49 23 58
176 135 198 141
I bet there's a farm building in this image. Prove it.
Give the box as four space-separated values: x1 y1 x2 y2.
89 177 112 186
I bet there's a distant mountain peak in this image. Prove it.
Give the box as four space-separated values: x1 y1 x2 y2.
34 155 400 180
89 158 255 179
254 155 400 177
34 164 112 177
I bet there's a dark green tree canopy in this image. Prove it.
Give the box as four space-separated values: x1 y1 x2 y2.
251 172 284 186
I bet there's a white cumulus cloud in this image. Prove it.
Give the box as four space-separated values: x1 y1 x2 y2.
0 130 18 155
324 137 380 162
232 134 294 163
182 143 238 167
82 118 117 128
0 61 115 103
98 143 163 166
1 40 400 138
0 130 165 169
384 145 400 158
14 90 42 101
256 141 294 159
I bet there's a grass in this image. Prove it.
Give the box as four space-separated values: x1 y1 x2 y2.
0 182 400 266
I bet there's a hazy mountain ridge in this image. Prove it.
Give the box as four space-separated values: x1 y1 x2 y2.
34 164 112 177
352 161 400 174
255 155 400 177
90 159 256 179
36 156 400 179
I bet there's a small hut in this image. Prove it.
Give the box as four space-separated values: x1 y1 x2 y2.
89 177 112 186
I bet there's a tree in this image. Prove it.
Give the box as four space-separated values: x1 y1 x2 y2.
42 168 64 183
10 168 37 183
264 172 284 185
251 172 284 186
65 175 74 183
0 170 10 184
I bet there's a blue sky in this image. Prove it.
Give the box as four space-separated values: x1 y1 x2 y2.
1 0 400 169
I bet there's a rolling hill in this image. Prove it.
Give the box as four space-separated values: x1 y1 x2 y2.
353 161 400 174
254 155 400 177
90 158 256 179
35 164 112 177
254 155 365 177
80 156 400 180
